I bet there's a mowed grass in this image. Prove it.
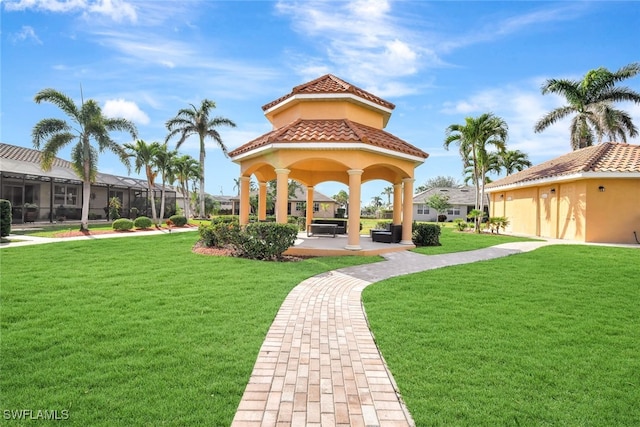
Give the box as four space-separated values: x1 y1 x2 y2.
0 233 378 426
412 225 539 255
363 245 640 426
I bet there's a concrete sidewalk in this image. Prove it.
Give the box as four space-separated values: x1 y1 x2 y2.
0 226 198 248
231 241 554 427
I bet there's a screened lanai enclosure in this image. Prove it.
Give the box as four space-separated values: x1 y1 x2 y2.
0 143 177 224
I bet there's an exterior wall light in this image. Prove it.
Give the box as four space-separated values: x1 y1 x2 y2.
598 186 605 192
550 188 556 194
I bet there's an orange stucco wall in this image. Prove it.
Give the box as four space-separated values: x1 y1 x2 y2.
489 178 639 244
268 100 385 129
585 179 640 243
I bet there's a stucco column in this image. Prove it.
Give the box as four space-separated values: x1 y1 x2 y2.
401 178 414 245
275 168 290 224
305 186 314 229
239 176 251 226
346 169 363 250
258 181 267 221
393 182 402 224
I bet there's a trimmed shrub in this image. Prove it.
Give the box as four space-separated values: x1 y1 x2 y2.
210 215 238 225
129 207 139 219
0 199 12 237
112 218 134 231
199 220 241 248
235 222 298 261
437 214 447 223
412 222 441 246
169 215 188 227
454 218 469 231
133 216 153 229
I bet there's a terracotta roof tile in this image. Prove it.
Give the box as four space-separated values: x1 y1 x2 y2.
262 74 395 111
487 143 640 188
229 119 428 159
0 142 72 169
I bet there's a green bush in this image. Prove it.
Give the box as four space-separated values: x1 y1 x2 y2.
112 218 134 231
454 218 469 231
235 222 298 261
210 215 238 225
199 220 241 248
412 222 441 246
134 216 153 229
169 215 187 227
0 199 12 237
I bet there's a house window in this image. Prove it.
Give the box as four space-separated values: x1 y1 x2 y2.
295 202 305 211
54 185 79 206
313 202 320 213
447 207 461 215
417 204 429 215
109 190 124 203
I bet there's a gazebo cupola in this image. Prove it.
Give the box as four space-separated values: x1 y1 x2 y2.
229 74 428 251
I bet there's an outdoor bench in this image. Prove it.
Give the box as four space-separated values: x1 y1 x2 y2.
307 223 338 237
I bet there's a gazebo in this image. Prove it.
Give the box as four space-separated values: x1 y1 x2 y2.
229 74 428 251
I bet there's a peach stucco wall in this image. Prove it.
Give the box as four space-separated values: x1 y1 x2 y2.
585 179 640 243
489 178 640 244
267 100 385 129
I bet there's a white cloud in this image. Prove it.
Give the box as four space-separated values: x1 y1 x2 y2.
103 99 150 125
4 0 137 22
85 0 136 23
276 0 428 97
10 25 42 44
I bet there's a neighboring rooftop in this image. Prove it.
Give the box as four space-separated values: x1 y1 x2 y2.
0 142 155 190
487 143 640 189
413 186 488 205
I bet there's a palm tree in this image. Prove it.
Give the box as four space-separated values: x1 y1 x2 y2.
499 149 532 176
594 102 638 143
165 99 236 218
155 144 177 220
534 63 640 150
445 113 508 231
32 88 137 231
174 155 200 219
371 196 383 209
381 186 393 208
124 140 161 224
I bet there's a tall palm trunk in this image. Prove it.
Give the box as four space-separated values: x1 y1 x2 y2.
81 149 91 231
159 182 166 221
147 181 158 224
199 140 205 218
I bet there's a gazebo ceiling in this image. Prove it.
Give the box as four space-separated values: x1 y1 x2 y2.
229 118 428 162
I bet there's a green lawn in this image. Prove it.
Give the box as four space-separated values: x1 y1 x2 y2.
363 244 640 426
412 226 538 254
0 233 377 426
3 229 637 425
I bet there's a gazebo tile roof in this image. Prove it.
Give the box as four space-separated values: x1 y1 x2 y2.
262 74 395 111
229 119 428 159
486 143 640 188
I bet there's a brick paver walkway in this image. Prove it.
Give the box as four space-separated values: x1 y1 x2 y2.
232 241 553 427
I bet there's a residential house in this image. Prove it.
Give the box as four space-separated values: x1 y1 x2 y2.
413 186 488 222
0 142 176 224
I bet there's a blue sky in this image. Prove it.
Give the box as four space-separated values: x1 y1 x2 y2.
2 0 639 204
